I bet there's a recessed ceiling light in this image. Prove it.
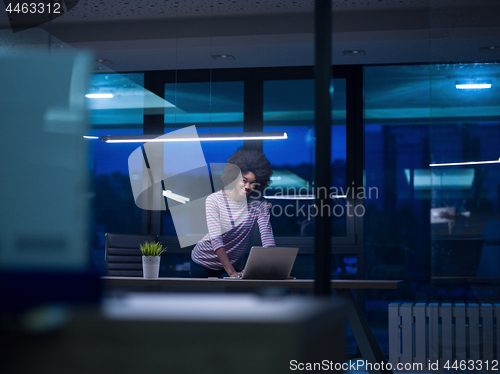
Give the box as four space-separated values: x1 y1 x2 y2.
211 54 235 60
343 50 365 56
479 46 500 52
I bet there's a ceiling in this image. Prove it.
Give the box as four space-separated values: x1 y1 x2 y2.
1 0 500 72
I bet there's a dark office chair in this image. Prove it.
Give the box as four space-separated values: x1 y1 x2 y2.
476 221 500 278
105 233 158 276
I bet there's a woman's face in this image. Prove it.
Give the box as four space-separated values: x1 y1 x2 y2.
234 171 257 198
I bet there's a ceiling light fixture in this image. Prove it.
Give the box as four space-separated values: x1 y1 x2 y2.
343 50 365 56
83 136 99 139
479 46 499 52
264 194 347 200
85 93 114 98
456 80 492 89
430 159 500 167
211 54 235 60
101 131 288 143
96 59 113 64
264 194 315 200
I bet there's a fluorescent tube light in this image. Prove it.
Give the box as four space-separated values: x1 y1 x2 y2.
456 83 491 89
264 195 315 200
455 80 492 89
83 136 99 139
163 190 190 204
85 93 114 98
101 132 288 143
430 159 500 167
263 194 347 200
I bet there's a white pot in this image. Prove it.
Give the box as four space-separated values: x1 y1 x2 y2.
142 255 161 279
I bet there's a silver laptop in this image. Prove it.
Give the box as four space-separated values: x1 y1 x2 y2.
239 246 299 280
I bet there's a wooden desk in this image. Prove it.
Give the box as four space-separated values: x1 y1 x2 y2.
102 277 400 289
102 277 403 374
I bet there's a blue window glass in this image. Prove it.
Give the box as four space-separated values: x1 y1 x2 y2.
87 128 144 273
162 81 244 247
263 79 347 237
364 62 500 353
164 81 244 164
86 72 146 272
87 73 144 127
160 81 244 276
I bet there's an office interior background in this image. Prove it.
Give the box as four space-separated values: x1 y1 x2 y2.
1 0 499 356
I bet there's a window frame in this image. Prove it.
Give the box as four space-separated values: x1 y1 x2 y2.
142 66 364 259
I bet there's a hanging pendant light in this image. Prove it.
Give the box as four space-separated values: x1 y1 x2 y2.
101 131 287 143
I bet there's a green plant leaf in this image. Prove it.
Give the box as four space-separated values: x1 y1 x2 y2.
140 241 167 256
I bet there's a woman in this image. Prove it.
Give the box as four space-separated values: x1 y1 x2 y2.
190 148 275 278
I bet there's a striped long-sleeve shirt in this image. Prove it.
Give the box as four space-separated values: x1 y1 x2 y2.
191 190 275 270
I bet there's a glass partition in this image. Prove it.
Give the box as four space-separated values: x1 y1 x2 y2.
364 65 432 282
364 61 500 353
429 62 500 283
88 73 145 127
263 78 347 238
161 81 244 275
86 73 146 272
364 62 500 280
164 81 244 164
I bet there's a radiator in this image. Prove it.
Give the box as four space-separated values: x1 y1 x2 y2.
389 302 499 371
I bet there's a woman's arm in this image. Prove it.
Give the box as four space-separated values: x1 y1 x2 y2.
206 195 225 250
215 247 240 277
257 200 276 247
206 194 240 276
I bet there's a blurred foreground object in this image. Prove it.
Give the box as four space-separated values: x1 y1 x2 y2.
1 293 346 374
0 51 100 311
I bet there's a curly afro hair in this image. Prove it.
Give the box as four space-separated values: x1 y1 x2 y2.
221 148 273 193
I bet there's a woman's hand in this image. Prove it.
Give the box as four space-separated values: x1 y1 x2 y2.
215 247 241 277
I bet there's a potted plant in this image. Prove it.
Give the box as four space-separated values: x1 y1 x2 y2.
140 241 166 279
